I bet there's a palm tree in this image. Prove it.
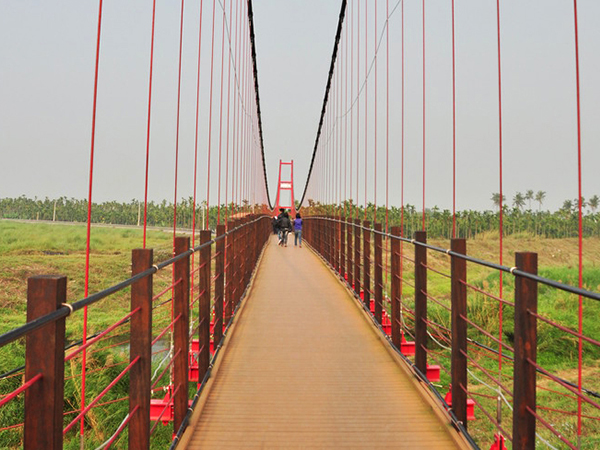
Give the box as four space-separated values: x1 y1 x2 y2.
535 191 546 211
513 192 526 211
525 190 534 210
491 193 506 211
589 195 599 213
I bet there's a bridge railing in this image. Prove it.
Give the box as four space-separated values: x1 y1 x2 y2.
304 216 600 450
0 215 271 449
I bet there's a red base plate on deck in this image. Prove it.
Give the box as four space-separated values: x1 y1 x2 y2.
444 389 476 421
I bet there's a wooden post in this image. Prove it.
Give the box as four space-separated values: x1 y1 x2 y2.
414 230 428 374
198 230 211 382
513 252 538 449
327 217 333 265
347 218 353 288
173 236 190 433
235 219 242 307
374 223 383 325
451 239 468 427
129 249 153 449
225 220 235 324
354 218 361 297
24 275 67 450
363 220 371 308
335 216 340 272
390 226 401 348
332 217 336 268
340 218 346 280
214 225 226 348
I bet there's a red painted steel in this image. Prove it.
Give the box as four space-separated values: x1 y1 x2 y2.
273 160 296 216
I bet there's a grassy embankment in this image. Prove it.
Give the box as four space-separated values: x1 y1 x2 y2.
0 220 180 449
381 231 600 448
0 221 599 448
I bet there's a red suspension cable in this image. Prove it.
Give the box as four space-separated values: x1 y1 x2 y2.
217 0 227 224
143 0 157 249
495 0 505 385
451 0 457 238
81 0 104 441
422 0 426 230
206 0 217 229
364 0 368 218
572 0 584 440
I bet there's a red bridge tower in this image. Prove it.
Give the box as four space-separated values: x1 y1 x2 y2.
274 160 296 216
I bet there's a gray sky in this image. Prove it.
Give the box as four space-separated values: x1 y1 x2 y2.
1 1 599 212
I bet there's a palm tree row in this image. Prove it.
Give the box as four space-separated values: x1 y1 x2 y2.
0 196 258 231
304 195 600 239
3 194 600 239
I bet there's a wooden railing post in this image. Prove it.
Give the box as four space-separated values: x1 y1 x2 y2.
354 218 361 297
173 236 190 432
363 220 371 308
374 223 383 325
198 230 212 382
332 217 336 268
236 219 243 307
340 217 346 280
513 252 538 449
450 238 467 427
225 220 235 325
390 226 401 348
129 249 153 449
334 216 340 272
328 216 333 266
414 230 428 374
347 218 354 288
24 275 67 450
214 224 226 348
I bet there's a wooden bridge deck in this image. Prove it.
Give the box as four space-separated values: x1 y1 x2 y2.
180 236 469 449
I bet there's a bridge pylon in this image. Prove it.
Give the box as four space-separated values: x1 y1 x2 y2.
273 160 296 217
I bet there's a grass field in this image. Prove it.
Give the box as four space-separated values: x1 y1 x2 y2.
0 220 599 448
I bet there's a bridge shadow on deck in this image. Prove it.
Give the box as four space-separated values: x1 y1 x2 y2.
179 235 468 449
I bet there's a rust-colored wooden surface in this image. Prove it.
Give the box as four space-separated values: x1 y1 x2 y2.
180 236 468 449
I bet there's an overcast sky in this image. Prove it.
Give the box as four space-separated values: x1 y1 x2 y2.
0 1 598 212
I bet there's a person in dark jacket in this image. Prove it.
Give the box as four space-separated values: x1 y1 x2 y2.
277 212 292 247
276 208 285 240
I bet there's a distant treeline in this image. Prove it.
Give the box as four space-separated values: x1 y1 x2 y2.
304 195 600 239
0 196 257 231
2 195 600 239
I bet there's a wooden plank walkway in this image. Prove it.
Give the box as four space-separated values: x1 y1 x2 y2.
179 236 469 449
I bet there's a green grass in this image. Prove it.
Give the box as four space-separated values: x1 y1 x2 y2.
2 222 600 448
0 221 179 449
375 235 600 449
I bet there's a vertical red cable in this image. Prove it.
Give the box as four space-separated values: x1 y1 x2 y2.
422 0 426 231
173 0 186 244
399 0 405 331
81 0 104 441
451 0 457 238
572 0 584 440
374 0 377 224
344 8 348 220
191 0 204 333
495 0 505 381
356 0 360 218
364 0 368 218
385 0 390 290
350 0 354 216
192 0 205 247
217 0 227 224
206 0 217 229
143 0 157 249
224 0 235 221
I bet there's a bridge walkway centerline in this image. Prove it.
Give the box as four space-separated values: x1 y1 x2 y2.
179 235 469 448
